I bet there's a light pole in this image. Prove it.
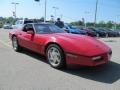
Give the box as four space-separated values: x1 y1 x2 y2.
84 11 90 28
34 0 47 22
35 0 41 20
44 0 47 22
53 6 59 21
94 0 98 27
11 2 19 18
114 15 120 30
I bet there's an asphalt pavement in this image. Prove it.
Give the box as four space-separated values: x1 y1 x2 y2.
0 29 120 90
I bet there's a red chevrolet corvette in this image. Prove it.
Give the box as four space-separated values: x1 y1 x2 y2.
9 23 112 69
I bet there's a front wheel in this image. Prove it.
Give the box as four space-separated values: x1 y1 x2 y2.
46 44 66 69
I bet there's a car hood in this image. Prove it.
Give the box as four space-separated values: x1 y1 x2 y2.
51 33 110 56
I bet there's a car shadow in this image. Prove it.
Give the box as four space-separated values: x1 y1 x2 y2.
62 62 120 84
19 49 120 84
19 49 47 63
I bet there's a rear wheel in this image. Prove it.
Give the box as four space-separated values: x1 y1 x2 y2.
46 44 66 69
12 36 22 52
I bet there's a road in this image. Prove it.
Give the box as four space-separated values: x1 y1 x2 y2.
0 29 120 90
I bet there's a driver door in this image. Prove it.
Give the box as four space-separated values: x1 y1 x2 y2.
18 24 35 50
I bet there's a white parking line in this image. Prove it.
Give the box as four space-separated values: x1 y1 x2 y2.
0 39 11 48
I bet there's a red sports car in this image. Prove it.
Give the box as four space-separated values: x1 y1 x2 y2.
9 23 112 69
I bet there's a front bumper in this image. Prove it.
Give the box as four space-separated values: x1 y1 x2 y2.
66 52 112 66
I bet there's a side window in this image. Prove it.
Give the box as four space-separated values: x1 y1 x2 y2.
22 24 34 32
19 21 23 24
22 25 27 32
15 20 22 25
15 21 19 25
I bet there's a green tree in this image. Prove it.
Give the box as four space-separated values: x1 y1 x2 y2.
97 21 106 28
86 22 94 27
40 17 44 22
106 21 114 28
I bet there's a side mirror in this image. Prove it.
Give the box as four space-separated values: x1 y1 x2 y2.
27 30 34 35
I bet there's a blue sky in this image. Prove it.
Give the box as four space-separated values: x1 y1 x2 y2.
0 0 120 23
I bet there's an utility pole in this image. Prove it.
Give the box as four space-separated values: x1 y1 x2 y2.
34 0 47 22
44 0 47 22
94 0 98 27
11 2 19 19
53 6 59 21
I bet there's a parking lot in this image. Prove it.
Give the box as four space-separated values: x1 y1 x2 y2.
0 29 120 90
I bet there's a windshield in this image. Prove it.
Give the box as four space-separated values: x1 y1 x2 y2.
34 24 66 34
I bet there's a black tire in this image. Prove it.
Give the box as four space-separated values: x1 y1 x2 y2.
12 36 22 52
46 44 66 69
